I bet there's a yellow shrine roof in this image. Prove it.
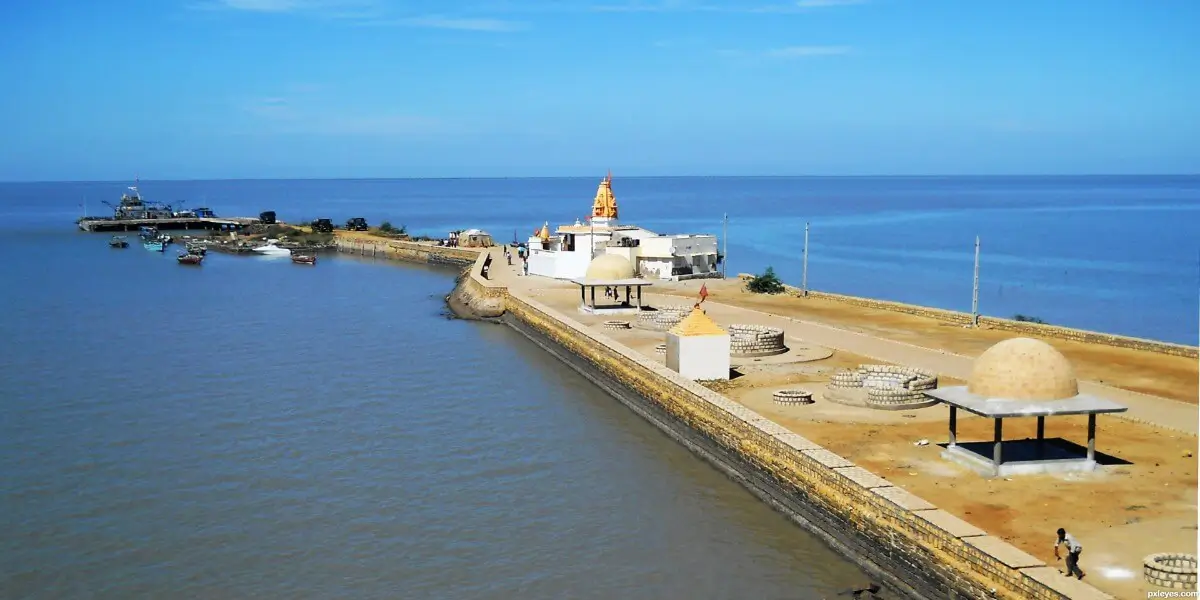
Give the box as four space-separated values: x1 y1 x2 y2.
669 305 727 337
591 171 618 220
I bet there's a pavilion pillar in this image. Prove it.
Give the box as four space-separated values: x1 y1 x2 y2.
580 285 586 306
637 285 643 310
590 286 596 309
1087 414 1096 463
948 406 957 447
992 418 1003 471
625 285 631 306
1036 415 1046 458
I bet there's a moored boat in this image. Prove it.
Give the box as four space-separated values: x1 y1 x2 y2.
291 254 317 265
144 240 165 252
177 252 204 265
251 240 292 257
109 236 129 248
185 242 207 256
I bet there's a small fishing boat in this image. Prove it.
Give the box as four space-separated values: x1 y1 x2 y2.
291 254 317 265
185 242 207 256
176 252 204 265
108 236 129 248
144 240 165 252
139 226 159 240
157 233 173 245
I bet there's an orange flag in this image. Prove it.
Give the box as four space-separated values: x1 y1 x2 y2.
699 283 709 303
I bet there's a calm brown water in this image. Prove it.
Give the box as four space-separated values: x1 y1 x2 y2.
0 234 867 599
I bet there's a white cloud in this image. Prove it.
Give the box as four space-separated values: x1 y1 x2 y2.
765 45 852 57
236 96 461 137
795 0 865 7
374 15 527 32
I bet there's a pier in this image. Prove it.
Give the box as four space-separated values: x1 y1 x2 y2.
77 216 260 233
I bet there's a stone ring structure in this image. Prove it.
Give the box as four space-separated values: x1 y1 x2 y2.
1144 553 1198 590
654 343 667 355
603 320 631 330
773 389 814 405
729 324 788 357
828 365 939 411
637 305 691 331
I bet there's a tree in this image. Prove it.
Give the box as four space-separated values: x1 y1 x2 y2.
746 266 786 294
379 221 394 232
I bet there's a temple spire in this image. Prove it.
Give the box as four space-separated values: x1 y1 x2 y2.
591 170 618 221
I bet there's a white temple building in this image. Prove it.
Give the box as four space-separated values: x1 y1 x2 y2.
525 173 720 281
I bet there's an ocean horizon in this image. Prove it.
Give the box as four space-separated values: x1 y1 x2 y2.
3 174 1197 345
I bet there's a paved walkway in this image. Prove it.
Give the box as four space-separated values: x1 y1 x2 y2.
485 251 1197 435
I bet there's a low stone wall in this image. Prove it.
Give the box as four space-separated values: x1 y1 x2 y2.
503 291 1111 600
729 324 788 357
736 274 1197 359
1144 553 1197 590
830 365 939 410
335 236 478 267
637 305 691 330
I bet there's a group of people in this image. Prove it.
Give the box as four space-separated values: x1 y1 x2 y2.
503 244 529 275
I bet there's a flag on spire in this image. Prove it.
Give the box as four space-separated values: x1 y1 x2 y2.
699 283 709 303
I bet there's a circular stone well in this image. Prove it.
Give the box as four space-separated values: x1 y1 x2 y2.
603 320 631 330
773 389 814 405
638 306 691 330
1145 553 1198 590
655 343 666 355
729 324 788 357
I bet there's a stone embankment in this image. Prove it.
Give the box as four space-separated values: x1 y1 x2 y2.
737 274 1198 358
347 232 1117 598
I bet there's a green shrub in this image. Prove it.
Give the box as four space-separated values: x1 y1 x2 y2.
746 267 786 294
1013 314 1047 324
379 221 394 232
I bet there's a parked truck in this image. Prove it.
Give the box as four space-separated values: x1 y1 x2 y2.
346 217 369 231
311 218 334 233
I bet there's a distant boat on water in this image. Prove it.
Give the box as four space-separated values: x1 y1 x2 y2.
291 254 316 265
109 236 128 248
176 252 204 265
143 240 165 252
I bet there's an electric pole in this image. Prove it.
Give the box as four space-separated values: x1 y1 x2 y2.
971 236 981 326
802 222 810 296
722 213 728 279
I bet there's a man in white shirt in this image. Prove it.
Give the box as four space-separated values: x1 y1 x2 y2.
1054 527 1085 580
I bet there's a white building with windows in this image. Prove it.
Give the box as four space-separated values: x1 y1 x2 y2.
525 173 721 281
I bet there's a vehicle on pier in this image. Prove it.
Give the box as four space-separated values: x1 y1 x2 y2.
176 252 204 265
108 236 129 248
346 217 369 231
311 218 334 233
291 254 317 265
259 211 277 225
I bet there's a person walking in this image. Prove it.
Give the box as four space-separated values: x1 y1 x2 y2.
1054 527 1085 580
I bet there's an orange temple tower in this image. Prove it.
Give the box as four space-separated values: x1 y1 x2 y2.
590 171 619 225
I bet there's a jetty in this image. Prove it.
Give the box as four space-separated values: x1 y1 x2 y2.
76 179 262 233
78 216 259 233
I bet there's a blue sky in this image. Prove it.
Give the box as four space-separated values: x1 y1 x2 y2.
1 0 1198 180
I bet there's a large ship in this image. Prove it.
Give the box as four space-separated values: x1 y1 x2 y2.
106 178 175 220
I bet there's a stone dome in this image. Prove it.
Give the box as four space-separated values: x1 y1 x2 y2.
585 254 635 280
966 337 1079 401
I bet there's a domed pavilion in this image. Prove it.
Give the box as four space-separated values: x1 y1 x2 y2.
574 254 651 315
925 337 1128 477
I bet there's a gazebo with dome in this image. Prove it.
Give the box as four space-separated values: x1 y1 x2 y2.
571 254 651 315
925 337 1128 477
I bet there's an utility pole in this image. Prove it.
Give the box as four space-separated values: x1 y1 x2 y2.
722 213 728 279
971 235 981 326
802 222 810 296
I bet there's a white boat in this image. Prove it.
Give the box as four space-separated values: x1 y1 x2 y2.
251 240 292 257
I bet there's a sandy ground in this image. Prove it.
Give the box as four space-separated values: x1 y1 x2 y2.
647 278 1198 405
531 288 1198 599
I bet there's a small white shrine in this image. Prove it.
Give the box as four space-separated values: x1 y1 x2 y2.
665 305 731 381
525 172 720 281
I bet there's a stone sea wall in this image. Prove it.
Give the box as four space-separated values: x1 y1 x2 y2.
502 291 1110 600
737 274 1197 359
333 236 478 268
